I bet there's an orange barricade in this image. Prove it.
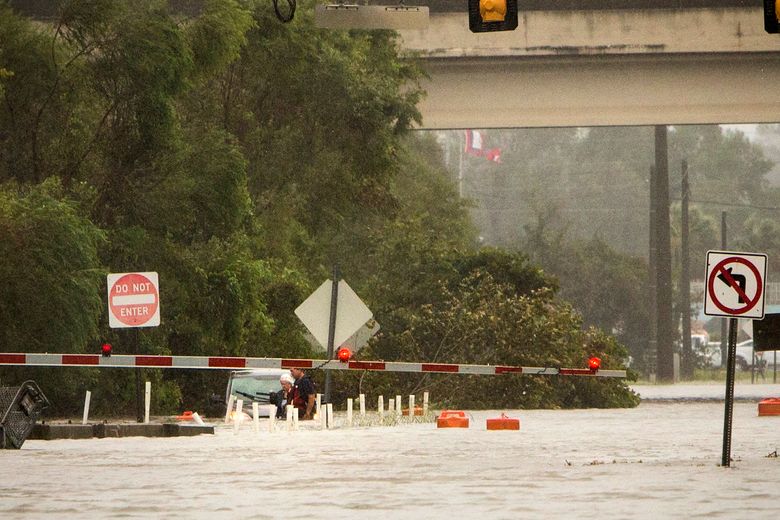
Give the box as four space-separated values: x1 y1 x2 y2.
436 410 469 428
486 413 520 430
176 410 194 421
758 398 780 416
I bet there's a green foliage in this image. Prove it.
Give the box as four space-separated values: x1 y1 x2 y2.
0 3 96 184
346 270 637 409
0 179 105 352
186 0 255 81
0 66 11 98
208 2 424 244
453 248 554 297
523 220 651 373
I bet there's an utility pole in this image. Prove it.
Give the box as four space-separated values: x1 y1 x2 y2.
648 165 657 376
654 125 674 382
680 160 693 379
720 211 728 365
458 131 464 198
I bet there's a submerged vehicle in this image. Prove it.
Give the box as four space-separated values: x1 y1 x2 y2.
704 339 779 371
225 369 290 416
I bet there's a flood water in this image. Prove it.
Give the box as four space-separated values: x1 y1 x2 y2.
2 400 780 519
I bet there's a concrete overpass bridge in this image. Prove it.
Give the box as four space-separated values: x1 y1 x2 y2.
396 0 780 128
11 0 780 129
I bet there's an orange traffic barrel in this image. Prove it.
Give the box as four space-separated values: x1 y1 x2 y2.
486 413 520 430
758 398 780 416
436 410 469 428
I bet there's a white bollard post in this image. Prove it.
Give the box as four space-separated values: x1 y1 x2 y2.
293 407 300 431
388 398 394 420
378 396 384 424
347 398 353 427
234 399 243 434
252 402 260 433
359 394 366 417
144 381 151 424
268 405 276 433
225 394 235 424
320 401 327 430
316 394 322 419
409 395 415 419
326 403 334 429
396 395 402 417
423 391 429 416
82 390 91 425
191 412 205 426
286 405 293 432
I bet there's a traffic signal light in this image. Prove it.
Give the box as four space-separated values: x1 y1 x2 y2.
469 0 518 33
765 0 779 33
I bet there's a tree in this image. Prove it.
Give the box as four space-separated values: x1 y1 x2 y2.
348 271 637 409
0 2 99 184
522 217 652 373
0 179 104 352
184 3 424 268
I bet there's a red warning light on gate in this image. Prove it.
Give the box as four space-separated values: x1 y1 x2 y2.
337 347 352 363
588 357 601 370
101 343 112 357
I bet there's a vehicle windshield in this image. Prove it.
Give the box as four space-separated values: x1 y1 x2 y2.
228 375 280 404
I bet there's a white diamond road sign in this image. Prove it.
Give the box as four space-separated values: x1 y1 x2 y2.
704 251 767 319
294 279 373 349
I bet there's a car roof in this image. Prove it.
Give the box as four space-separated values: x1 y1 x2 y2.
230 368 290 378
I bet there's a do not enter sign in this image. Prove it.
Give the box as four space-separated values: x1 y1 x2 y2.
107 272 160 328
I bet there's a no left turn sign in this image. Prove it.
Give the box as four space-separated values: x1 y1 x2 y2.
107 272 160 328
704 251 767 319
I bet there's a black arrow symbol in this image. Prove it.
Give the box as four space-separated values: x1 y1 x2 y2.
717 267 747 303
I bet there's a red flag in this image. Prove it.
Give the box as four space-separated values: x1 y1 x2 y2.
484 147 501 163
465 130 484 156
465 130 501 163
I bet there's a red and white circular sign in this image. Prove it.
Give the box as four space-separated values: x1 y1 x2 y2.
704 251 767 319
107 272 160 328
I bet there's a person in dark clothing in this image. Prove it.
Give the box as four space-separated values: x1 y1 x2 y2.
289 367 317 420
272 372 294 419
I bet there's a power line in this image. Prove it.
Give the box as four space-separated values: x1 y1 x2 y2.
671 197 780 212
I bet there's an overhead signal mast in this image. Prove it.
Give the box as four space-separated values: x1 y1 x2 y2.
765 0 779 33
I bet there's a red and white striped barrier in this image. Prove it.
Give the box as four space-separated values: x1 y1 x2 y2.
0 353 626 378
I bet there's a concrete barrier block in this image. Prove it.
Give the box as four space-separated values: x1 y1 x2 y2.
29 424 94 440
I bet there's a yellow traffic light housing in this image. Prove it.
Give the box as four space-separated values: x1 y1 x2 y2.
765 0 779 33
480 0 506 22
469 0 518 33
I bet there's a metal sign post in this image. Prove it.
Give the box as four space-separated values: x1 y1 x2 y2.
721 317 738 467
324 266 340 403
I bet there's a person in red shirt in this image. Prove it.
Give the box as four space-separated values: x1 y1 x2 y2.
289 367 317 420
